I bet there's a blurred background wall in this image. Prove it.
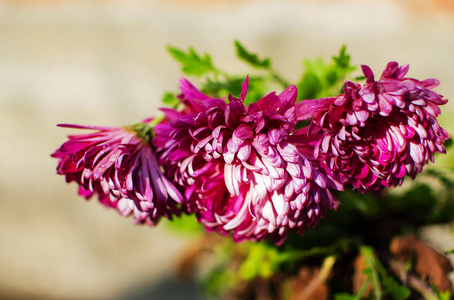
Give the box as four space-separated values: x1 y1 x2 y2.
1 0 454 299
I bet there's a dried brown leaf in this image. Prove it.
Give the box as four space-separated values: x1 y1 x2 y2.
352 254 372 296
390 235 453 293
289 266 328 300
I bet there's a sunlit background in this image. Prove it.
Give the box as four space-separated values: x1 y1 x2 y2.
1 0 454 299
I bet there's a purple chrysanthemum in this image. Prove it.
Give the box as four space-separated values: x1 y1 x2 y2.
297 62 449 191
52 124 183 225
154 78 343 244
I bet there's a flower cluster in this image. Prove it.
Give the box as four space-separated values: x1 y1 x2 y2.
52 124 183 225
153 78 342 243
297 62 449 191
53 62 449 244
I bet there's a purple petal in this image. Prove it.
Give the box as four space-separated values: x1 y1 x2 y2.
240 75 249 102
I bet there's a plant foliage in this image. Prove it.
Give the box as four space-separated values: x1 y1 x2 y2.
165 42 453 300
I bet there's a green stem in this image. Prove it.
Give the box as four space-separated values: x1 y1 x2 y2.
270 68 291 88
128 116 166 143
354 280 371 300
148 115 165 127
361 247 382 300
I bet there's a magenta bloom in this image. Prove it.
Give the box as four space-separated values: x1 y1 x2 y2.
52 124 183 225
297 62 449 191
154 78 343 244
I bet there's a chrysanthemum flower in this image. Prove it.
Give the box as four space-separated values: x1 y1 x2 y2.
52 124 183 225
297 62 449 191
154 78 343 244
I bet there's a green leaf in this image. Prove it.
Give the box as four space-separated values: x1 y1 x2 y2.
165 213 203 235
161 91 180 108
167 46 218 76
436 290 452 300
202 75 266 105
445 248 454 255
298 71 323 100
297 45 356 100
202 77 245 99
201 266 237 297
443 137 453 149
332 45 354 73
382 276 410 300
334 293 356 300
234 40 271 68
239 243 281 280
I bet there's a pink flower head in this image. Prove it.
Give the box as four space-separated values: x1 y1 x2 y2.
52 124 183 225
154 77 343 244
297 62 449 191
